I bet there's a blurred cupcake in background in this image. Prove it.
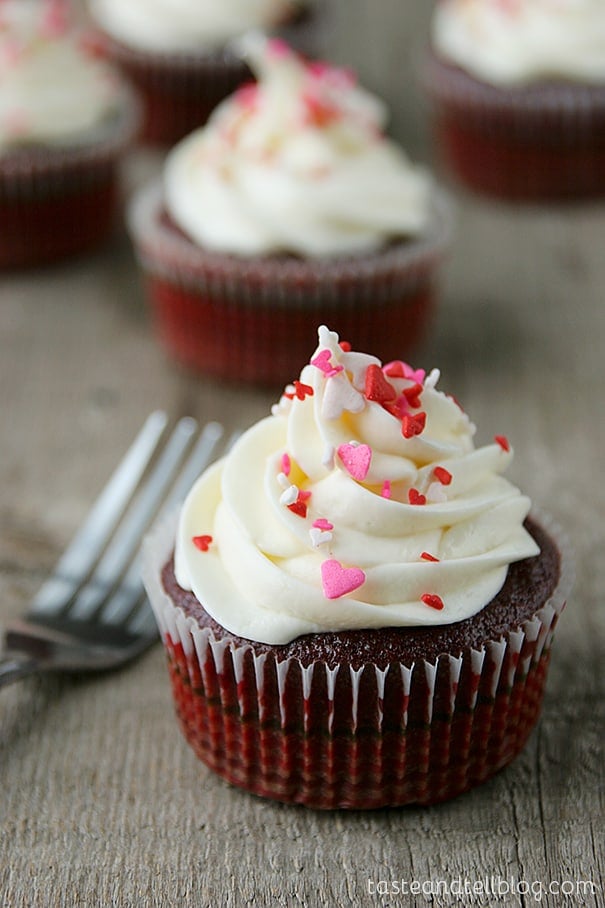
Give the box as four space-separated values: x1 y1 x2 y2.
0 0 139 269
425 0 605 201
129 36 451 386
88 0 318 145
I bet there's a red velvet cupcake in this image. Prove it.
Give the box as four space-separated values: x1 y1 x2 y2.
426 0 605 201
88 0 318 145
142 326 571 809
129 38 450 386
0 0 139 269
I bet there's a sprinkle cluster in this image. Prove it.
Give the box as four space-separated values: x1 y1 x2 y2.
193 330 514 619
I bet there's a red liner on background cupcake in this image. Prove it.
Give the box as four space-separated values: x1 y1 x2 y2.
425 1 605 201
89 1 319 145
128 37 451 386
129 182 450 387
0 99 139 269
425 55 605 202
142 328 572 809
0 0 140 269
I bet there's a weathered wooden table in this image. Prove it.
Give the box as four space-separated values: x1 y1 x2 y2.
1 4 604 905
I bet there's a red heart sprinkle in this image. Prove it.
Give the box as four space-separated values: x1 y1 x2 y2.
192 535 213 552
421 551 440 562
433 466 452 485
364 364 397 405
383 360 405 378
495 434 510 452
288 498 308 518
339 340 352 351
402 382 423 409
293 381 314 401
402 411 426 438
408 489 426 506
421 593 444 610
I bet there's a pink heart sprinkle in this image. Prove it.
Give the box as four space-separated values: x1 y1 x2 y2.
281 452 291 476
313 518 334 531
311 348 343 378
321 559 366 600
337 443 372 482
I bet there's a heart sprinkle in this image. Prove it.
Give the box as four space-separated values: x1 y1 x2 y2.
401 411 426 439
313 518 334 531
321 559 366 600
309 527 333 547
280 485 299 506
281 452 291 476
495 435 510 452
364 364 397 405
402 382 423 409
421 552 440 562
421 593 444 610
337 442 372 482
311 348 343 378
433 466 452 485
284 380 314 401
408 488 427 506
192 535 213 552
381 480 391 499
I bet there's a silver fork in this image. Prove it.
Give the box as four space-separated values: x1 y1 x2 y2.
0 413 228 688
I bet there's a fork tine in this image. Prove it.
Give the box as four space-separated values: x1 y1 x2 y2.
100 421 226 628
30 411 168 616
68 417 198 622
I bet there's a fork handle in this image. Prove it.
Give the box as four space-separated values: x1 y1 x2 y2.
0 652 40 688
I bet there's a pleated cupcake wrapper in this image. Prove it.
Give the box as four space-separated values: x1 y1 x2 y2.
0 88 140 194
425 52 605 199
142 510 571 808
99 8 319 144
129 181 452 385
0 91 140 268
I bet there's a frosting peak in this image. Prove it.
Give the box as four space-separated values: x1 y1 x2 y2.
0 0 121 151
164 37 433 257
432 0 605 86
175 326 539 645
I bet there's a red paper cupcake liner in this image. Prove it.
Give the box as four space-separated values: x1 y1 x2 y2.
142 511 572 810
98 7 319 146
128 182 452 387
0 93 139 269
425 53 605 201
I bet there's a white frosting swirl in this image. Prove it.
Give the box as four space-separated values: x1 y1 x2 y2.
175 326 539 645
89 0 300 52
164 36 432 258
432 0 605 86
0 0 121 151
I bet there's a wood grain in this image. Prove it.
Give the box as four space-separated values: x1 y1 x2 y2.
1 3 604 906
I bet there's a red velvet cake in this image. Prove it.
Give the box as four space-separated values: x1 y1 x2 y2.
128 38 450 386
142 327 571 809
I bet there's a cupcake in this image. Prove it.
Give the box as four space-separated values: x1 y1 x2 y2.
426 0 605 200
142 326 571 809
88 0 317 144
0 0 139 269
129 37 450 386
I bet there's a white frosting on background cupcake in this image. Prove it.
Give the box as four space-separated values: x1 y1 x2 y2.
89 0 302 52
432 0 605 86
164 36 433 257
0 0 121 151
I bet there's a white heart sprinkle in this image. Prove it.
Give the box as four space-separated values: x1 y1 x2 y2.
280 485 299 506
309 527 333 547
